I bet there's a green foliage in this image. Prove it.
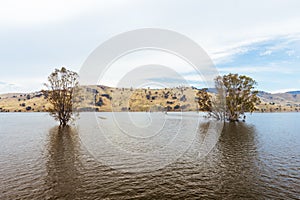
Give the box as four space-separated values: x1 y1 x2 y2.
215 73 260 122
43 67 79 127
197 73 260 122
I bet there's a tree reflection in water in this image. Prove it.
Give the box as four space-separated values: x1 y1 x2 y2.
45 126 81 199
214 122 261 198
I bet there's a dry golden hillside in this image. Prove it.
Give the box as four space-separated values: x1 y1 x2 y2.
0 86 199 112
0 86 299 112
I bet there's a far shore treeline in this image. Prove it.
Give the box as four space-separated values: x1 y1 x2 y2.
1 67 300 126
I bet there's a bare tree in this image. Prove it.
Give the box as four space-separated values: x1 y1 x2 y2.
209 76 227 121
43 67 79 127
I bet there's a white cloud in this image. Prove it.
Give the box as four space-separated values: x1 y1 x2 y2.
260 50 272 56
98 50 210 86
219 65 300 74
270 88 300 94
208 37 271 64
286 50 295 56
0 77 46 94
219 66 274 73
1 0 300 93
0 81 20 94
0 0 127 26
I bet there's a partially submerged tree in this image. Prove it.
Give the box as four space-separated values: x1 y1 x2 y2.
43 67 79 127
208 77 227 121
198 73 260 122
216 73 260 122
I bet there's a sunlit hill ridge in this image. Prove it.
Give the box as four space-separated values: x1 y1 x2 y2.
0 85 300 113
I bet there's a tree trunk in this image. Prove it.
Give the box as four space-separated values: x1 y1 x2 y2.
59 119 67 127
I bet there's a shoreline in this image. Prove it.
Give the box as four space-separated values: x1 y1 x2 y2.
0 111 299 113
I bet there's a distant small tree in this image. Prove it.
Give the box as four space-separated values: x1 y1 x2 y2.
215 73 260 122
43 67 79 127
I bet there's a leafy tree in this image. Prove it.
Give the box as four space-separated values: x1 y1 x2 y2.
198 74 260 122
43 67 79 127
215 73 260 122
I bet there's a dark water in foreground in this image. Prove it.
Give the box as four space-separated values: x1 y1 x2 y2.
0 113 299 199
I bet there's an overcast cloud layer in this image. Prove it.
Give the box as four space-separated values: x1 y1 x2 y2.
1 0 300 93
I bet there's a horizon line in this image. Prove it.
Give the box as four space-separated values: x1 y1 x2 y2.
1 84 300 95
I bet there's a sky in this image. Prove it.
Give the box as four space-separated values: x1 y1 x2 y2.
0 0 300 94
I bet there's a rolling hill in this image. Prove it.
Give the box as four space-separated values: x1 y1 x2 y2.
0 86 299 112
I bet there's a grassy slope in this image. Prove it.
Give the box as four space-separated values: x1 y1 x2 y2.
0 86 299 112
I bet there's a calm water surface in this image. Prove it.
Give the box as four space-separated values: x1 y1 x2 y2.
0 112 299 199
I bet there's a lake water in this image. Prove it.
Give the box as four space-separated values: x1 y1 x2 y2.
0 112 299 199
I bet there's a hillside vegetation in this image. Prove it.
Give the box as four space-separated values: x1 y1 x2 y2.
0 86 299 112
